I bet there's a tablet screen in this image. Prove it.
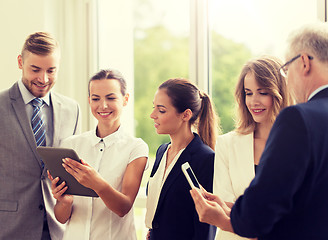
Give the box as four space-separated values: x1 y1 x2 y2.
37 146 98 197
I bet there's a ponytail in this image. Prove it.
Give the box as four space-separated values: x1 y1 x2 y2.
159 78 220 150
197 92 220 150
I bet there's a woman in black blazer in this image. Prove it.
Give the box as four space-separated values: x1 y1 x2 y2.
145 78 219 240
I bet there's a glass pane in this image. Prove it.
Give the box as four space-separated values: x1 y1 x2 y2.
210 0 318 133
134 0 190 156
133 0 190 238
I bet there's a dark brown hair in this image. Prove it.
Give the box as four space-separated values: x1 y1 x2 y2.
88 69 127 96
159 78 219 150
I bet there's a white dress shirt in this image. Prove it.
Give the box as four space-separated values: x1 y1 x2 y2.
308 84 328 101
60 126 149 240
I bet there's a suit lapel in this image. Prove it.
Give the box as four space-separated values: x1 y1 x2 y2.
236 132 254 177
155 134 200 212
51 93 62 147
150 144 169 177
230 132 255 196
157 150 189 199
9 83 43 169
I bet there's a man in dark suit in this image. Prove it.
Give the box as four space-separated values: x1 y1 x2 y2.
0 32 81 239
190 22 328 240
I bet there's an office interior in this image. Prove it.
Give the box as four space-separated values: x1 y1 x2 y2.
0 0 326 238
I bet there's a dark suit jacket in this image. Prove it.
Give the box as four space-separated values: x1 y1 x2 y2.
148 133 216 240
231 88 328 240
0 82 81 240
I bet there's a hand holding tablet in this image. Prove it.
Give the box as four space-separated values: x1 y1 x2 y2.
37 146 98 197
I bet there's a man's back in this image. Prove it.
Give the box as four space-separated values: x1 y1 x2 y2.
265 88 328 239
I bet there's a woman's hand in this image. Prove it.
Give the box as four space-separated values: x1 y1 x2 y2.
62 158 104 191
47 170 73 205
48 170 73 223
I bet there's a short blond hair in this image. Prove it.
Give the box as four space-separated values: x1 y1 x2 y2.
21 32 59 59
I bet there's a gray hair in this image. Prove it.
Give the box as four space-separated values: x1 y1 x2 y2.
287 22 328 62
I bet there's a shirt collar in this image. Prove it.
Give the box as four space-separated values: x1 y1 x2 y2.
90 125 124 147
18 79 51 106
308 84 328 101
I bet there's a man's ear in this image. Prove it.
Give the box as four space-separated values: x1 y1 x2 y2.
182 109 193 122
18 55 23 69
300 54 311 76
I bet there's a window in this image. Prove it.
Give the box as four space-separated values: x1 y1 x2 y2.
134 0 191 156
133 1 191 237
94 0 324 238
209 0 319 133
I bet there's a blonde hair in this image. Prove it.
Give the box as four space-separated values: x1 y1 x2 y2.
235 56 291 134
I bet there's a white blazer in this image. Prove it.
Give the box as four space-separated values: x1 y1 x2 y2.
214 131 255 240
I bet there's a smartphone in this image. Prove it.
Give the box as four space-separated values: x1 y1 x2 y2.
181 162 201 189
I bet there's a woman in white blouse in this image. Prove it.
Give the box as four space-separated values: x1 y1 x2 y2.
214 56 291 240
48 69 148 240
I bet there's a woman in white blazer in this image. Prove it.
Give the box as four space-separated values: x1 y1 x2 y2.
214 56 291 240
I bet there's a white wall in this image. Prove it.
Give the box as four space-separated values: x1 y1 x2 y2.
0 0 49 90
52 0 96 131
0 0 91 131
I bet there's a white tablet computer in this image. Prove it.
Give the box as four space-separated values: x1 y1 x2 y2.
37 146 98 197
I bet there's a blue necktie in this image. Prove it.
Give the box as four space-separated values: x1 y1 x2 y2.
31 99 49 229
31 98 46 147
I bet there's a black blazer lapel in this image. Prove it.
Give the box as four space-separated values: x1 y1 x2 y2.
150 143 169 177
155 134 202 212
146 143 169 196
